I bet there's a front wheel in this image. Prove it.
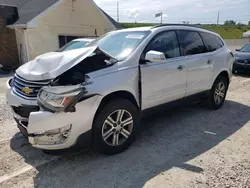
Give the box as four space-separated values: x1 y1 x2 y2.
93 99 139 155
205 76 228 110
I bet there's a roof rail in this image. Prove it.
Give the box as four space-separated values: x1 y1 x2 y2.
152 24 202 29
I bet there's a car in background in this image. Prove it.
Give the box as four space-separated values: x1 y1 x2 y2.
57 38 95 52
35 38 95 59
233 43 250 73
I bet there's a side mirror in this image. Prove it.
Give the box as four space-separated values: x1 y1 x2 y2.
236 49 239 51
145 50 166 63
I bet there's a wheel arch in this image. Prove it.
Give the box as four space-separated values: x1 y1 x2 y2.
93 90 139 126
216 70 230 85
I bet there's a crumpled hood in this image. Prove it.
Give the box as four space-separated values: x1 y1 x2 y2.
16 47 97 81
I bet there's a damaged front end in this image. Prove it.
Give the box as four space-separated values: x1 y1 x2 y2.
26 48 117 149
37 84 88 113
28 83 103 149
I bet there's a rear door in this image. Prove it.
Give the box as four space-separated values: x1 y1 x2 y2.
176 30 211 96
199 32 226 87
140 31 187 110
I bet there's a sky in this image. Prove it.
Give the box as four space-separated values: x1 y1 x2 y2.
94 0 250 24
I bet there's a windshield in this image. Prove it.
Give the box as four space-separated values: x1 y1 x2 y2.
57 41 91 52
86 31 150 61
239 44 250 53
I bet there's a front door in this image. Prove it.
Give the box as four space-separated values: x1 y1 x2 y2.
140 31 187 110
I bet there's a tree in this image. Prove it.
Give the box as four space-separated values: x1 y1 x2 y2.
224 20 236 25
248 21 250 26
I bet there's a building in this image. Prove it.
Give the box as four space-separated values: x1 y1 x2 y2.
0 0 121 69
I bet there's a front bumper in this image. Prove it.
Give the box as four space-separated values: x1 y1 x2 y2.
27 95 102 150
6 77 103 150
233 62 250 71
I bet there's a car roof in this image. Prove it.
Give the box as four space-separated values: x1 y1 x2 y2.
114 25 221 38
72 38 95 42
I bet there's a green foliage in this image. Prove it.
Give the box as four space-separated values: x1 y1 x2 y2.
224 20 236 25
202 25 249 39
121 23 155 28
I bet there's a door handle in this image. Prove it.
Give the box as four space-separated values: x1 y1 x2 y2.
177 65 184 71
207 60 212 65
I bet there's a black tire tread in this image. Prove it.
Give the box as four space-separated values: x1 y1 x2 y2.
92 99 139 155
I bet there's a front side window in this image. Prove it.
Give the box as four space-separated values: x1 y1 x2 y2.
145 31 180 59
176 30 205 56
200 32 224 52
87 31 150 61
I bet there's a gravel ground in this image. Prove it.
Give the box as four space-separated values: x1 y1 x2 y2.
0 73 250 188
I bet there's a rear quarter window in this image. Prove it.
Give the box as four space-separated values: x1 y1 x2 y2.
200 32 224 52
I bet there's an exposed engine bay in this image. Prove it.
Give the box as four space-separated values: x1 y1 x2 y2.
53 48 117 86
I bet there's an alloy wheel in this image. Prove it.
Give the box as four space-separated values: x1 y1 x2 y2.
214 81 226 105
102 109 133 146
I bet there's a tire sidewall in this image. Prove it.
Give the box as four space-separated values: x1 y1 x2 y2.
210 76 228 109
93 99 139 155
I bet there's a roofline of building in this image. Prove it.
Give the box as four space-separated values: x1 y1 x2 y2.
7 24 27 28
0 4 17 7
89 0 117 30
5 0 120 30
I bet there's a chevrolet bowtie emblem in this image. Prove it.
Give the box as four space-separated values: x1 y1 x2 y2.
21 87 33 94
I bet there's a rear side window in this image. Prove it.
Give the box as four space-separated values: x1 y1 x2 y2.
145 31 180 59
176 30 205 56
200 32 224 52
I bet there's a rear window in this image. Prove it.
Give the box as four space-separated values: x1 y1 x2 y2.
200 32 224 52
176 30 206 56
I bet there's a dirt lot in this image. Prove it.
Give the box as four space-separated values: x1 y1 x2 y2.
0 73 250 188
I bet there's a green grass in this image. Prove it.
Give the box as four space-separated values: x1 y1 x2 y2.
120 23 250 39
202 26 250 39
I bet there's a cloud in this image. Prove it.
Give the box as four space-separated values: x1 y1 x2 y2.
94 0 249 24
125 8 140 19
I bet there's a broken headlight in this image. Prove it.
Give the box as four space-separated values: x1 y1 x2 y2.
38 85 87 112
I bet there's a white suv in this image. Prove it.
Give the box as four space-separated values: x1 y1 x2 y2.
6 25 234 154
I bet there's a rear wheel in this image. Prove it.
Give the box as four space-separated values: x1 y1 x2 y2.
93 99 139 155
205 76 228 110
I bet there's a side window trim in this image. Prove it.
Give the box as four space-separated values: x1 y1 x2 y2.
141 30 181 60
198 32 207 53
175 30 184 56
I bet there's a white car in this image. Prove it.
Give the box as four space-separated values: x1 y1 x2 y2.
6 25 234 154
35 38 95 59
57 38 95 52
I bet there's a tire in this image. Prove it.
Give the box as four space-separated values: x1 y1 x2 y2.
232 69 237 74
93 99 139 155
205 76 228 110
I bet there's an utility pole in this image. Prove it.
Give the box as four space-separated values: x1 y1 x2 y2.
117 1 119 22
217 11 220 25
161 12 163 24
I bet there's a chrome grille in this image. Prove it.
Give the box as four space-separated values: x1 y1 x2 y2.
13 74 50 100
237 59 250 64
